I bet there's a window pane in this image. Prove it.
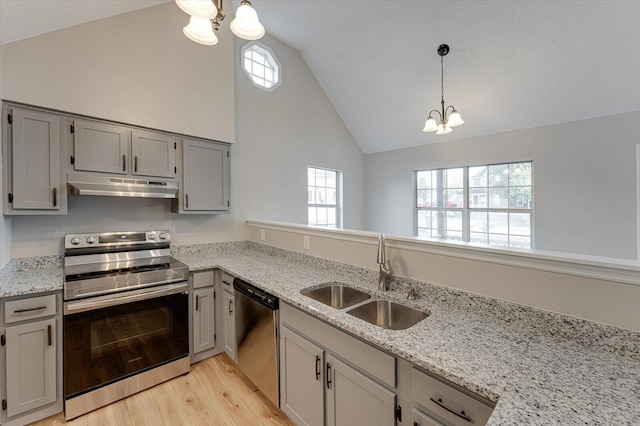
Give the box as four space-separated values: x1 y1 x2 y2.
317 208 327 225
446 168 464 189
469 166 487 188
470 232 488 244
308 168 316 186
327 208 336 226
447 211 463 231
469 189 487 208
253 63 265 78
316 170 326 187
417 171 431 190
326 171 336 189
489 164 508 187
308 207 316 225
509 213 531 236
470 212 487 233
265 68 274 84
509 162 532 186
509 235 531 249
489 212 508 234
446 190 464 208
316 188 326 205
489 234 509 247
417 210 432 229
417 189 432 207
509 187 532 209
327 189 337 205
446 231 463 241
308 189 315 204
489 187 508 208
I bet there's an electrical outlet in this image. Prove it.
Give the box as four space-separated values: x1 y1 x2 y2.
260 229 266 241
303 235 310 250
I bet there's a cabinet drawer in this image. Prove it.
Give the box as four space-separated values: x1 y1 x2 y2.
412 408 444 426
192 270 215 289
411 367 494 426
220 272 234 288
5 294 57 323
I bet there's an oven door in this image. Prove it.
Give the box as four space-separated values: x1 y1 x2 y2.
63 282 189 399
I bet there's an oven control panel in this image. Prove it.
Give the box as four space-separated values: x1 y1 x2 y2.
64 230 171 249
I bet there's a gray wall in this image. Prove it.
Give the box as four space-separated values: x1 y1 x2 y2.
1 4 364 257
0 46 11 266
365 112 639 259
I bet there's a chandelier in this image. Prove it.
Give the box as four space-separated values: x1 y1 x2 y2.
422 44 464 135
176 0 265 46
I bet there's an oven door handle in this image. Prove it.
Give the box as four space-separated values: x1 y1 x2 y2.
64 282 188 315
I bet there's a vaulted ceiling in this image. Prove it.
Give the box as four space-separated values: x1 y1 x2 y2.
2 0 639 154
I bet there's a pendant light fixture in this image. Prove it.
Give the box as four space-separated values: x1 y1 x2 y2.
422 44 464 135
176 0 265 46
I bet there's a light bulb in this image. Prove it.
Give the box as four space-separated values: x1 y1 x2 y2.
448 109 464 127
183 16 218 45
175 0 217 19
230 1 265 40
422 116 438 132
436 123 452 135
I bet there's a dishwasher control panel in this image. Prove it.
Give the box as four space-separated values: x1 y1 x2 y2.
233 278 279 310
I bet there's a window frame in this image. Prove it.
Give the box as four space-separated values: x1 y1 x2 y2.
307 166 343 229
415 161 534 249
240 42 282 92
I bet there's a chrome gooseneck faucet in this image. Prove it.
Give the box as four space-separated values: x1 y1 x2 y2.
377 234 393 291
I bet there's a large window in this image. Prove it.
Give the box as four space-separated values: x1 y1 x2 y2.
308 167 342 228
416 162 532 249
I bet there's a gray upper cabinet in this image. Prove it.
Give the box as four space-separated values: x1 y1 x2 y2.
131 130 176 178
175 138 230 213
73 120 129 174
73 120 176 179
3 106 67 215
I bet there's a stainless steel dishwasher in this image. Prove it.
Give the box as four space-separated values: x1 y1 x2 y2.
234 278 280 407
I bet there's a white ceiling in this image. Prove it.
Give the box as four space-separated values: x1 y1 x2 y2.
2 0 640 154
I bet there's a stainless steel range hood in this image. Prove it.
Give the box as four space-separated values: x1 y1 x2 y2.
67 173 179 199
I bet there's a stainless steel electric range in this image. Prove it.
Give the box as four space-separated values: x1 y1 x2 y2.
62 230 189 420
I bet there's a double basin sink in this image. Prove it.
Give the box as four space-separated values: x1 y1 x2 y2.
301 283 429 330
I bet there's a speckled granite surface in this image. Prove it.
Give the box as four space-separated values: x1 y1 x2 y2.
1 242 639 423
0 256 63 298
173 241 640 425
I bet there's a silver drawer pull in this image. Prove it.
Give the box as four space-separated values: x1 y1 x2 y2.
430 397 473 423
14 306 47 313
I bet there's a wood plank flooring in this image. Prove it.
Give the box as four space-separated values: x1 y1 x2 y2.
31 354 294 426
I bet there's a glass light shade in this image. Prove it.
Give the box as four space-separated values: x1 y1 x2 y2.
422 116 438 132
448 109 464 127
183 16 218 45
230 3 266 40
436 123 452 135
175 0 217 19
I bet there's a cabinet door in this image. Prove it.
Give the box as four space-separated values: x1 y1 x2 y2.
5 318 57 417
222 289 236 362
182 139 229 212
280 326 325 426
193 287 216 354
74 119 129 174
131 130 176 178
11 109 61 210
326 354 396 426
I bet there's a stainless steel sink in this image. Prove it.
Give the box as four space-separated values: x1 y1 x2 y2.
346 300 429 330
301 284 371 309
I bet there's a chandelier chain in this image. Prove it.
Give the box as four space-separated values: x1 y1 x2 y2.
441 54 444 105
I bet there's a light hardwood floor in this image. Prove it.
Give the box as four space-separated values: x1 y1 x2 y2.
31 354 294 426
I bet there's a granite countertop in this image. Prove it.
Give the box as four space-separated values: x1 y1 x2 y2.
173 241 640 425
2 242 639 424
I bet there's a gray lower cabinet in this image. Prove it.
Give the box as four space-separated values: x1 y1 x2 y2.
174 138 230 213
280 326 324 426
191 271 224 363
1 293 63 426
222 289 236 361
3 106 67 215
326 354 396 426
280 303 398 426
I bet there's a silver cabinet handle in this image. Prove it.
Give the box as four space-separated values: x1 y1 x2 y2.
430 397 473 423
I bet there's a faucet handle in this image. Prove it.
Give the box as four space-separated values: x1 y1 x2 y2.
407 287 417 300
377 234 386 264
